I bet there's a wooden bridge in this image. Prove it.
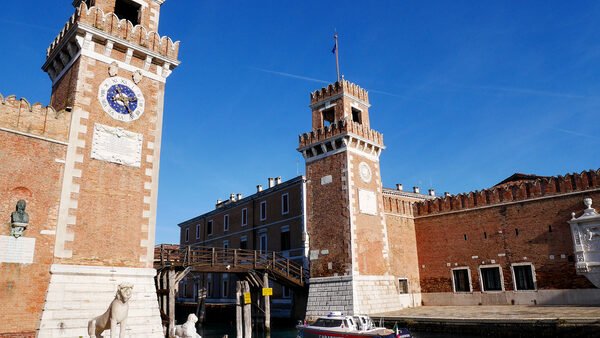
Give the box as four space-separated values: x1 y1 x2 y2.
153 244 308 336
154 244 307 287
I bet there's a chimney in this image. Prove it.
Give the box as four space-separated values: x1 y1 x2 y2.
276 176 282 185
229 193 235 202
428 189 436 197
413 186 420 194
216 199 222 205
444 192 451 197
237 193 243 200
257 185 263 193
268 177 275 188
396 184 403 191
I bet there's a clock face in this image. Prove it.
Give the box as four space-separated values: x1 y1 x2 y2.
359 162 372 183
98 77 145 122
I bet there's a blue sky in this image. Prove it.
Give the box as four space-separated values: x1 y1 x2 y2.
1 1 599 244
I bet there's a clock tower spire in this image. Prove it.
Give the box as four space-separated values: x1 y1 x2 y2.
38 1 180 336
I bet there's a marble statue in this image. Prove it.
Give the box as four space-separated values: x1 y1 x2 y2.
174 313 201 338
10 199 29 238
88 282 133 338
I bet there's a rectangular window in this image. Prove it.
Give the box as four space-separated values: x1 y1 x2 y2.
196 224 201 239
452 268 471 292
282 285 291 298
513 264 535 291
185 227 189 242
281 193 289 215
398 278 408 294
240 236 248 250
351 107 362 124
281 227 291 252
207 220 213 236
259 233 267 253
241 208 248 226
260 201 267 221
222 279 229 298
480 266 503 291
223 240 229 250
207 273 213 297
224 214 229 232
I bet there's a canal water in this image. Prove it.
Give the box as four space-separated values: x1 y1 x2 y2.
195 321 487 338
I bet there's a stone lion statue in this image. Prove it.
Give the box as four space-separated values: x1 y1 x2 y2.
88 282 133 338
174 313 201 338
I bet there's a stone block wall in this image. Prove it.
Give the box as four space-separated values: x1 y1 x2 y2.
305 276 354 320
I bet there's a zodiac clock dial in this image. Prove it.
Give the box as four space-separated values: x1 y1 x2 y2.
98 77 145 122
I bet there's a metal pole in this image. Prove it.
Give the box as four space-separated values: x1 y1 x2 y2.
334 32 340 82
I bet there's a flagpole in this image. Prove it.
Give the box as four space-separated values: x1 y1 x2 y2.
334 32 340 82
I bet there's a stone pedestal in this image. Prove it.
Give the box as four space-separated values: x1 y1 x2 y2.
38 264 163 338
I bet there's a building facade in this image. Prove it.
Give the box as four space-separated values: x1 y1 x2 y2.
0 0 179 336
177 176 308 317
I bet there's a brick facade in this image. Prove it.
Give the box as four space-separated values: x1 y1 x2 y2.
0 0 179 336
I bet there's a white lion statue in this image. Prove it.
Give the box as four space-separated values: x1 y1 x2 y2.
174 313 201 338
88 282 133 338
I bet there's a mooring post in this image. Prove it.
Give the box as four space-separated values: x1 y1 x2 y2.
168 269 176 338
196 287 207 324
263 273 271 334
242 281 252 338
236 282 243 338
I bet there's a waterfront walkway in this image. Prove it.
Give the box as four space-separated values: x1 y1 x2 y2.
372 306 600 337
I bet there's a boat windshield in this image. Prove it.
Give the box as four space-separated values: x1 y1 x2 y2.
312 318 344 328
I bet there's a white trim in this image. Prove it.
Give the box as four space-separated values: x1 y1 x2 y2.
260 201 267 221
184 227 189 242
195 223 200 239
241 207 248 226
0 127 70 146
479 264 505 292
207 219 213 236
223 214 229 232
451 266 473 293
281 193 290 215
511 262 537 291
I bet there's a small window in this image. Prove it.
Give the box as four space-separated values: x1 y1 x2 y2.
398 278 408 294
224 214 229 232
240 236 248 250
513 264 535 291
114 0 141 25
185 227 189 242
281 227 291 252
241 208 248 226
351 107 362 124
223 240 229 250
207 273 213 297
260 201 267 221
196 224 201 239
452 268 471 292
480 266 503 291
282 285 291 298
259 233 267 253
322 107 335 127
281 193 289 215
222 279 229 298
207 220 213 236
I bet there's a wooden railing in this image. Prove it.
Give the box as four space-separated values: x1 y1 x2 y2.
154 244 307 287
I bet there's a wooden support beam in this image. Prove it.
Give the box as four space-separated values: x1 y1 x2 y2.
236 282 242 338
263 273 270 334
242 281 252 338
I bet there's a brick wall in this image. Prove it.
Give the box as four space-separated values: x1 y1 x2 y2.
415 186 600 294
0 131 66 333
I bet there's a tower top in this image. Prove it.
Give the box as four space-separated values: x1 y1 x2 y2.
310 78 369 107
71 0 166 31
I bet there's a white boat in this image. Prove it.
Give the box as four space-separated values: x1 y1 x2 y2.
297 312 411 338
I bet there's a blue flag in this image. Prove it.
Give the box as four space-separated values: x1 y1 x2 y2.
332 43 336 54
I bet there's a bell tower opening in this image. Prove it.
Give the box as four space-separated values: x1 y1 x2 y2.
322 107 335 127
352 107 362 124
115 0 142 25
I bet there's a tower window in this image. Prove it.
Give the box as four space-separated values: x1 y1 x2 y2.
115 0 141 25
322 108 335 128
351 107 362 124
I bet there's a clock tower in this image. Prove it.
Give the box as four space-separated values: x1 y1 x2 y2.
38 0 179 336
299 79 403 318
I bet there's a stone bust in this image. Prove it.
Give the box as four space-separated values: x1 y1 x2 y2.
10 199 29 238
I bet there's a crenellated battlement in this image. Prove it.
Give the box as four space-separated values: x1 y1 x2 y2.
298 118 384 149
415 169 600 217
47 2 180 61
310 79 369 105
0 93 71 142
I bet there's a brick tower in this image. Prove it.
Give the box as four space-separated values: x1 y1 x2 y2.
298 79 407 318
33 0 179 336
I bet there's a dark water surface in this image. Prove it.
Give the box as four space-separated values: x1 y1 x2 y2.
195 321 486 338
